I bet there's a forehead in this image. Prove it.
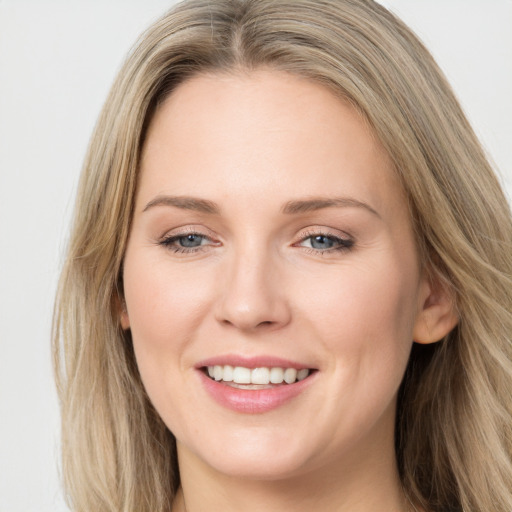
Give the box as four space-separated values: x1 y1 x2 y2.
138 69 403 216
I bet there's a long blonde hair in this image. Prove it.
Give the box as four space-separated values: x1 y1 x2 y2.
53 1 512 510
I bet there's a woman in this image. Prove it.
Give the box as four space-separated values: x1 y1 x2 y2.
53 1 512 511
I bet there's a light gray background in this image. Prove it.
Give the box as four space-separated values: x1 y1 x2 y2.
0 1 510 511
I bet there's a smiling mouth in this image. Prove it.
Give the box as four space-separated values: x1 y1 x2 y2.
203 365 315 388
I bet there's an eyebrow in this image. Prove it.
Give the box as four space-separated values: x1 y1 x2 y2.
142 194 380 218
143 195 220 214
282 197 381 218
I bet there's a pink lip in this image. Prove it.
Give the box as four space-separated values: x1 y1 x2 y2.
195 355 317 414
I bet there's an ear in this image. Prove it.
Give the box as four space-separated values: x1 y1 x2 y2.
114 292 131 330
413 272 458 344
120 305 130 330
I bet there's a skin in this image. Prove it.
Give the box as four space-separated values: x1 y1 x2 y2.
121 70 457 512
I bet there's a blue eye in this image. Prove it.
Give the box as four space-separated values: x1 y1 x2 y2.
177 234 207 248
300 233 353 252
310 235 336 250
160 232 212 253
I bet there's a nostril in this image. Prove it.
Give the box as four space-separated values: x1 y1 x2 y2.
220 318 276 329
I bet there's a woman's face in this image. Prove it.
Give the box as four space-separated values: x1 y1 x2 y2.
122 70 432 479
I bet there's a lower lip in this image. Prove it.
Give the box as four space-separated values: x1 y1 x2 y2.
198 370 316 414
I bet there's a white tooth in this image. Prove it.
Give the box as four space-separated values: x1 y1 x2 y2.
213 365 223 381
233 366 251 384
284 368 297 384
251 367 270 385
297 368 309 381
207 366 215 378
223 365 234 382
269 367 284 384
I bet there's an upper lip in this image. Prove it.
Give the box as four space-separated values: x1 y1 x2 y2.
195 355 316 370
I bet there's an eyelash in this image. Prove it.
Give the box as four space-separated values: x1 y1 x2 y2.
159 231 216 254
158 229 354 255
296 230 354 254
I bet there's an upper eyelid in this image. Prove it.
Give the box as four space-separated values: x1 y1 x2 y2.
159 225 217 240
296 226 353 240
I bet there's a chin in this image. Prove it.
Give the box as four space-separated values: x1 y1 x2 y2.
180 430 316 481
206 453 311 481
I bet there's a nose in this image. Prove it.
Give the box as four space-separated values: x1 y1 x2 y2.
214 246 291 332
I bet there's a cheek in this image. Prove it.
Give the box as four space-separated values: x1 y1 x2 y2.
122 256 221 438
298 254 420 378
290 257 420 446
121 250 216 401
124 251 211 340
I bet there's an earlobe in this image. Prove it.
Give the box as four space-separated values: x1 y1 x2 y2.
120 307 131 330
413 275 458 344
114 292 131 330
